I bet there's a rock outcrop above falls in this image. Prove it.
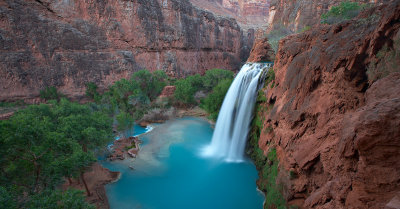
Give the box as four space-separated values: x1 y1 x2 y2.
267 0 386 32
247 37 275 62
0 0 253 102
254 1 400 208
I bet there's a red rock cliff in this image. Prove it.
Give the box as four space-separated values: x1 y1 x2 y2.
0 0 254 102
267 0 386 32
252 1 400 208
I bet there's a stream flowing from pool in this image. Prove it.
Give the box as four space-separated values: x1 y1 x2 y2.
101 117 264 209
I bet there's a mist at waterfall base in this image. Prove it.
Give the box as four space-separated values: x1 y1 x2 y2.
202 63 271 162
102 118 264 209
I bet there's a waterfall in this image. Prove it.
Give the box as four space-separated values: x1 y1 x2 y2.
202 63 273 162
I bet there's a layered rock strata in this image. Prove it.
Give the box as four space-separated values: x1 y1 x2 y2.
267 0 387 32
0 0 253 101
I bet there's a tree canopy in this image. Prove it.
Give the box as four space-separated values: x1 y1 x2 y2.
0 99 113 208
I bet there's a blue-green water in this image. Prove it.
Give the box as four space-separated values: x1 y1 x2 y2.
114 124 150 140
101 117 264 209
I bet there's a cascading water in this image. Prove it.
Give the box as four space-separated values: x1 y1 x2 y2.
202 62 273 162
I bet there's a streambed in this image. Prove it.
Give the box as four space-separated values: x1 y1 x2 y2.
101 117 264 209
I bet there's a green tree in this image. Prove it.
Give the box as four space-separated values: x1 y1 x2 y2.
0 99 112 198
0 105 85 193
201 78 233 120
85 82 101 103
202 69 234 92
174 74 204 105
0 186 17 209
26 189 95 209
131 70 167 101
109 78 139 113
55 99 112 196
116 111 135 139
39 86 62 101
152 70 168 96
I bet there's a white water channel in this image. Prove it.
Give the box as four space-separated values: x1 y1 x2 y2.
202 63 273 162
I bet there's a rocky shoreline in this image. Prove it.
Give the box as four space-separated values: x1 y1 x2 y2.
62 163 120 209
107 137 142 161
83 107 213 209
138 106 214 127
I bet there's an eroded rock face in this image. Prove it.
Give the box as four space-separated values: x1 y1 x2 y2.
0 0 253 101
267 0 385 32
222 0 269 17
189 0 269 34
255 1 400 208
247 37 275 62
159 86 176 98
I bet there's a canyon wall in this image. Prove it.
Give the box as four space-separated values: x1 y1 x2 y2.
250 1 400 208
189 0 269 32
0 0 253 102
222 0 269 17
267 0 387 32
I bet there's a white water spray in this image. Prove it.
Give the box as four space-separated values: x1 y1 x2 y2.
202 63 273 162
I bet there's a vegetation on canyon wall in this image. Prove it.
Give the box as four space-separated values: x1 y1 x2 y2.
0 99 113 208
39 87 64 101
267 25 294 53
266 1 371 54
251 1 400 207
367 36 400 84
248 68 288 209
321 1 368 25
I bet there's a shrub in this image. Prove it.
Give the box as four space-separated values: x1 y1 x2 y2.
267 24 293 53
125 142 136 150
298 25 311 33
265 68 276 87
201 78 233 120
321 1 364 25
40 86 62 101
367 38 400 84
